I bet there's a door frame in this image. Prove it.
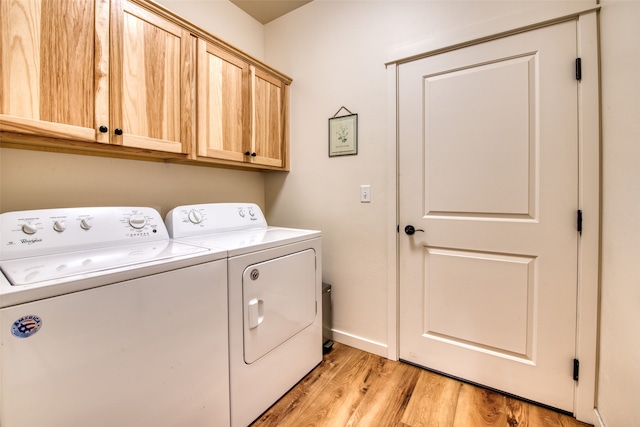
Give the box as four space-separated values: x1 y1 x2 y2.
385 7 600 424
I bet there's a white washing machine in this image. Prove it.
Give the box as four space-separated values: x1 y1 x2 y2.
166 203 322 427
0 207 230 427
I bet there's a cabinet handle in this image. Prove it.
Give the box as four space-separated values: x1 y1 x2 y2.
244 151 257 157
99 125 108 133
114 128 123 136
251 152 257 157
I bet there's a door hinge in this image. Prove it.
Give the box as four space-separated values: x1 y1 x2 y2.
573 358 580 381
575 58 582 81
577 209 583 234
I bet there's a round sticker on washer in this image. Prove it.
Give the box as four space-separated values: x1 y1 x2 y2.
11 315 42 338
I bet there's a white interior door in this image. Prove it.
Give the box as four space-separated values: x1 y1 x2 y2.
398 20 579 412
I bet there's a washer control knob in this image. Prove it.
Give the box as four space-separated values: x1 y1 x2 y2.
21 223 37 235
80 218 92 230
238 210 245 218
188 210 203 224
248 208 255 217
53 220 66 232
129 214 146 229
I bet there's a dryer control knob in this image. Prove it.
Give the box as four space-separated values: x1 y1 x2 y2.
21 223 37 235
53 220 66 232
80 218 92 230
129 214 146 229
188 210 203 224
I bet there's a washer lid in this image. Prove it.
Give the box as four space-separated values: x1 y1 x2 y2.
177 226 321 257
0 240 216 287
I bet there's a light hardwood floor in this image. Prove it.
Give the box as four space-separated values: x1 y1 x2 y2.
250 342 592 427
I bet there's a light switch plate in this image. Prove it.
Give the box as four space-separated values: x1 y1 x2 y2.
360 185 371 203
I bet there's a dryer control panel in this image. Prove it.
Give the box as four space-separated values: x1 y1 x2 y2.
0 207 169 260
166 203 268 238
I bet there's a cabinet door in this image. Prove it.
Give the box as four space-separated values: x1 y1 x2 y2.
250 67 288 168
0 0 109 143
110 0 195 154
196 40 250 162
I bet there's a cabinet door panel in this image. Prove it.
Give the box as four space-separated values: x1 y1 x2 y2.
197 40 249 162
111 0 195 154
0 0 104 142
251 67 286 168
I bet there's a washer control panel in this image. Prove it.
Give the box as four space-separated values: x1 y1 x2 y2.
166 203 268 238
0 207 168 260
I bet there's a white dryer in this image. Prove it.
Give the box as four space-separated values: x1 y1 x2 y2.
166 203 322 427
0 207 230 427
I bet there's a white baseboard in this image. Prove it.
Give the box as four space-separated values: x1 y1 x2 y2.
331 329 388 358
593 409 605 427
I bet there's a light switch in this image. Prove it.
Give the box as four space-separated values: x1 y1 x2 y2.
360 185 371 203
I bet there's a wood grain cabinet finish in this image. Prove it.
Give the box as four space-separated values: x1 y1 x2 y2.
111 0 195 154
1 0 288 169
0 0 109 143
250 66 288 169
196 41 290 170
196 39 250 162
0 0 194 155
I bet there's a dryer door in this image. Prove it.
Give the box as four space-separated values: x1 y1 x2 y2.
243 249 316 364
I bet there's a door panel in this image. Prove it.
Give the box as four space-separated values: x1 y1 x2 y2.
425 248 535 358
242 249 316 364
251 67 286 167
0 0 104 142
110 0 195 153
197 40 249 162
425 55 535 217
399 20 578 411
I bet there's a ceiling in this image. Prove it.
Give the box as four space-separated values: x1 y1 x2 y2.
230 0 313 24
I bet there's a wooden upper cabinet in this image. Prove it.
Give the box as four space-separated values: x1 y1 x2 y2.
195 47 290 170
0 0 194 154
197 39 250 162
0 0 109 143
110 0 195 154
250 66 289 169
1 0 289 168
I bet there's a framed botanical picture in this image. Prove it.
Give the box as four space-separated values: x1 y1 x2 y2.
328 113 358 157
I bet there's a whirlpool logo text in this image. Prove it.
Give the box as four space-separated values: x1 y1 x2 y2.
20 238 42 245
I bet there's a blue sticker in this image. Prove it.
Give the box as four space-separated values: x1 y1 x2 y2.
11 315 42 338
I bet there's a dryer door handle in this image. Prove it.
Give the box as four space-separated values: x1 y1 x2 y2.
248 298 264 329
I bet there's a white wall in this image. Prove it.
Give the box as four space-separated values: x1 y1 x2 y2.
264 0 640 424
0 148 265 217
597 1 640 426
156 0 265 60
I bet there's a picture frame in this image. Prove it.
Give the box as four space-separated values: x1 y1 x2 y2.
328 113 358 157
